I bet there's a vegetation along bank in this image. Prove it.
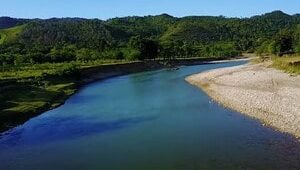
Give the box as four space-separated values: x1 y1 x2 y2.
0 57 238 132
1 10 300 131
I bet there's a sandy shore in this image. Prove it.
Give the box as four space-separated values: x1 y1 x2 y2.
186 63 300 138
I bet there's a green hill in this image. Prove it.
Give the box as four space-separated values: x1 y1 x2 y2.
0 25 25 44
0 11 300 65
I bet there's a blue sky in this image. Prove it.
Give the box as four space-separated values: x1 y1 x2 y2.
1 0 300 19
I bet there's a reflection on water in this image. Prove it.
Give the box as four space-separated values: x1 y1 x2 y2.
0 61 299 170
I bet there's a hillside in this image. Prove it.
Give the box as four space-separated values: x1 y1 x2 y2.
0 11 299 66
0 25 25 44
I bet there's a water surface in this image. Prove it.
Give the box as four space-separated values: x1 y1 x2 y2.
1 61 300 170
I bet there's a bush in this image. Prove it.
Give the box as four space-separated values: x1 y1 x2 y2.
295 44 300 53
75 48 91 62
49 63 79 77
115 51 124 60
200 42 240 58
126 50 141 61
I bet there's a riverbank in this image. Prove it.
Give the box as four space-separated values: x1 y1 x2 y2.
186 62 300 138
0 57 245 132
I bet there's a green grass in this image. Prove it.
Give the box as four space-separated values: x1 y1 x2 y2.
271 55 300 75
0 25 25 44
0 60 136 80
0 57 230 80
0 80 76 122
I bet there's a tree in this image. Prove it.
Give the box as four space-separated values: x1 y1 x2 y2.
75 48 91 62
128 36 142 49
275 29 294 55
115 51 124 60
140 39 159 60
294 25 300 53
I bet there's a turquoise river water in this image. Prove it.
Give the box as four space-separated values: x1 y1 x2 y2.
0 61 300 170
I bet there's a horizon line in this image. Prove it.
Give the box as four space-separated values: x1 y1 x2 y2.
1 10 299 21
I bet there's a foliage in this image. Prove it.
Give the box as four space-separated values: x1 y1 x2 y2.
201 42 241 58
293 25 300 53
0 25 25 44
0 11 300 66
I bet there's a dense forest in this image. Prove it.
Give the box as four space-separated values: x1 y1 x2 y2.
0 10 300 66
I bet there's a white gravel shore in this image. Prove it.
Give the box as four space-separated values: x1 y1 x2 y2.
186 63 300 138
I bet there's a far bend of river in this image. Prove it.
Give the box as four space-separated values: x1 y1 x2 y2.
0 61 300 170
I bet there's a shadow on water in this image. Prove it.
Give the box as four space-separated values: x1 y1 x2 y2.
0 115 157 146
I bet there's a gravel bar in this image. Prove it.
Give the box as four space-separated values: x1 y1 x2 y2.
186 63 300 138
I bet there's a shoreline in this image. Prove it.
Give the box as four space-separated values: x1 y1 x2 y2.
186 62 300 138
0 57 246 133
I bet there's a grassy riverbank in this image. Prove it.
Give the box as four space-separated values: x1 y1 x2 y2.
272 55 300 75
0 81 76 128
0 57 231 132
0 60 135 131
253 55 300 75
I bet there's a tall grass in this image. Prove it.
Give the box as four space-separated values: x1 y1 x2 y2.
272 55 300 75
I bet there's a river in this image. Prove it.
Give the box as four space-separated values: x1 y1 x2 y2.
0 61 299 170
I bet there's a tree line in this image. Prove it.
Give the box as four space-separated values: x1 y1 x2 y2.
0 10 300 66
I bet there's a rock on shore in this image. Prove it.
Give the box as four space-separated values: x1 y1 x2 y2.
186 63 300 138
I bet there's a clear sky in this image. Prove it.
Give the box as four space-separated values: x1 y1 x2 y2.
1 0 300 19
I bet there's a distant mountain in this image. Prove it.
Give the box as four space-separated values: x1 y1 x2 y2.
257 10 290 18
